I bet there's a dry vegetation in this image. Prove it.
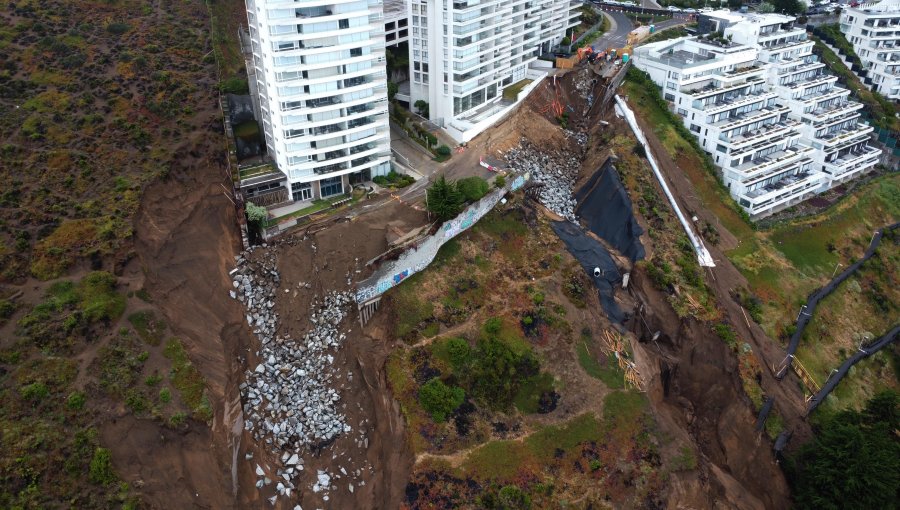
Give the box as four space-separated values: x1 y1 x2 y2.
0 0 233 506
0 0 222 281
623 70 900 411
384 203 696 508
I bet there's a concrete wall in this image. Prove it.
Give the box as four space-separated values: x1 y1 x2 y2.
354 172 529 304
445 69 548 143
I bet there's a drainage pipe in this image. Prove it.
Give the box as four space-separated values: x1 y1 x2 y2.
614 95 715 267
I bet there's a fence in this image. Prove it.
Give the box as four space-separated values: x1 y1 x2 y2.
806 324 900 414
354 172 529 308
777 222 899 379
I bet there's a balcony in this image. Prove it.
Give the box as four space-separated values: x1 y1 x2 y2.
312 123 344 136
347 116 375 129
712 105 788 131
817 124 874 146
823 146 881 177
742 172 821 212
685 76 765 98
696 91 775 114
726 121 801 156
313 162 348 175
346 103 372 115
734 146 812 177
307 96 341 108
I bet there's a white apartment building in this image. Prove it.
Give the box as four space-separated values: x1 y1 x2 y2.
634 37 822 217
406 0 580 142
634 11 881 217
840 0 900 100
245 0 392 204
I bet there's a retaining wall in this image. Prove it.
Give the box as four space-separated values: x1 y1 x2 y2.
354 173 529 305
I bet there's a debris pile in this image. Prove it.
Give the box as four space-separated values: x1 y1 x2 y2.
504 138 581 221
230 247 359 501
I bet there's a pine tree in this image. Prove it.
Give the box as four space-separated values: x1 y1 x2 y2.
426 176 464 222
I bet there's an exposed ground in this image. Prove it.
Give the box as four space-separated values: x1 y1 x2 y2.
0 0 249 507
622 69 900 414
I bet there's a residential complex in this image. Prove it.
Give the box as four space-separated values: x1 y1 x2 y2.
840 0 900 100
634 11 881 217
406 0 580 141
243 0 392 205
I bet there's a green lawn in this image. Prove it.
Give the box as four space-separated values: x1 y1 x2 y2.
503 79 533 100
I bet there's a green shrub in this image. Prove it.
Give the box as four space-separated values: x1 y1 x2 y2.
494 175 506 189
159 388 172 403
79 271 125 322
90 448 115 485
787 391 900 510
170 411 187 426
21 382 49 402
497 485 531 509
67 391 86 410
457 176 489 202
436 144 451 156
220 76 249 94
469 337 539 410
713 323 737 348
419 378 465 422
105 22 130 35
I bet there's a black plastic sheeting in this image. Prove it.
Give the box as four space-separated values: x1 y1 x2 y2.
807 324 900 414
574 158 646 263
755 397 775 432
551 220 624 323
779 222 899 379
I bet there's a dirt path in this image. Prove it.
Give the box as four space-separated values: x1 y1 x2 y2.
630 109 813 447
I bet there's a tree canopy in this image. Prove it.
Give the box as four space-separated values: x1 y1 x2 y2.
787 390 900 510
426 176 464 222
418 378 465 422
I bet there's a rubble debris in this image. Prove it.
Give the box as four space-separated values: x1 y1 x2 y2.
504 138 581 221
231 245 360 500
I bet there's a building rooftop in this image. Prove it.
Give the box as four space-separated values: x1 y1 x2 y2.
848 0 900 14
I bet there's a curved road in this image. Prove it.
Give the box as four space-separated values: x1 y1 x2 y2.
589 7 691 53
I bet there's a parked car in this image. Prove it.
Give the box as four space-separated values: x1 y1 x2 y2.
667 5 682 11
683 7 697 12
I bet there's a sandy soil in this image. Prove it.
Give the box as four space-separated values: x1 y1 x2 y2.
629 110 813 448
87 62 805 509
233 202 423 509
122 113 249 508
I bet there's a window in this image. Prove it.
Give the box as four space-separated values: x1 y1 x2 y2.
320 176 343 197
292 182 313 202
350 47 362 57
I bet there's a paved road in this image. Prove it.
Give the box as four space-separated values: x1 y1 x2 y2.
592 10 634 51
589 8 688 52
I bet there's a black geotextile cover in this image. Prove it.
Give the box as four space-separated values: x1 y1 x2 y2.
574 159 645 263
551 220 624 323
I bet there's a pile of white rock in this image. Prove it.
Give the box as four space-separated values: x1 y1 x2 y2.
230 248 356 501
504 138 582 221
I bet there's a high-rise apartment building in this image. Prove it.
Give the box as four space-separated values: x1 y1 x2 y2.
245 0 392 204
634 11 881 218
840 0 900 101
407 0 580 142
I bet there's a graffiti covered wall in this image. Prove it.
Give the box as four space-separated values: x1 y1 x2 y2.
354 172 529 304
